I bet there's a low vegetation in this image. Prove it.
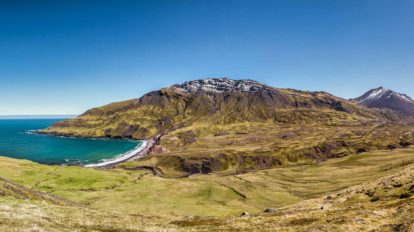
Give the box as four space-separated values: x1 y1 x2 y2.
1 147 414 231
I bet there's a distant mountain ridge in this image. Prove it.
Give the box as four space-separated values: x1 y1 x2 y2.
353 87 414 116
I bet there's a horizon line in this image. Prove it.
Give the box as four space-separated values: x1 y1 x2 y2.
0 115 78 119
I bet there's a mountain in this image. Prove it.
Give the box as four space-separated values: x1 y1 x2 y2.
42 78 385 139
353 87 414 116
37 78 414 177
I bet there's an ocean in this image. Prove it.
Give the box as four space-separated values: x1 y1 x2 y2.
0 119 140 165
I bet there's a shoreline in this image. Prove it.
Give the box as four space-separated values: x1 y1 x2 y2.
34 130 136 141
84 140 151 168
33 130 162 168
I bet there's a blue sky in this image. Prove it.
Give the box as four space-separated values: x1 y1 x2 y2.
0 0 413 115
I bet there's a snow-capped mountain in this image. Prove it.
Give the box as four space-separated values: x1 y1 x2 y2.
353 87 414 116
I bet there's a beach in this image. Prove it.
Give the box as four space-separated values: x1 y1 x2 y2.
85 140 150 168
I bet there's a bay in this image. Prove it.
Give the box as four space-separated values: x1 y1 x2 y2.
0 119 139 165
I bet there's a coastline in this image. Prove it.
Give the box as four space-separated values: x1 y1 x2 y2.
84 140 151 168
36 129 163 168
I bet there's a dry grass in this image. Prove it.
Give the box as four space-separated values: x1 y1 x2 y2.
2 148 414 218
0 197 180 232
1 147 414 231
171 162 414 231
2 150 414 231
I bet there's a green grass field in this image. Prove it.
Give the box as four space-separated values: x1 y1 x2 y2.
1 147 414 217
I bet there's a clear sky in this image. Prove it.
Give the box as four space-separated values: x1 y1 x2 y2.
0 0 413 115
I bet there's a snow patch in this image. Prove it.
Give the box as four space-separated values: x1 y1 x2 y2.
357 87 414 104
173 78 272 93
358 87 390 103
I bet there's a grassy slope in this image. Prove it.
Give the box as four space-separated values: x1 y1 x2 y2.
1 148 414 231
124 122 414 177
177 163 414 231
0 197 178 232
1 148 414 217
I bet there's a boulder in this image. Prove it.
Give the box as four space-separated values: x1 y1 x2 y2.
264 208 277 213
240 212 250 217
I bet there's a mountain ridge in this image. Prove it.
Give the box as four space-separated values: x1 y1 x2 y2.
42 77 389 140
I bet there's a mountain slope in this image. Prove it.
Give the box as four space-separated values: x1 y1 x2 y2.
353 87 414 116
42 78 386 139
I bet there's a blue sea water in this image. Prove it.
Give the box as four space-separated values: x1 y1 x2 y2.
0 119 140 165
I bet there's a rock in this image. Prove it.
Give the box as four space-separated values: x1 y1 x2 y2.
370 196 380 202
387 144 397 150
393 183 403 188
326 195 333 200
400 140 411 148
240 212 250 217
264 208 276 213
400 193 412 199
320 205 328 210
148 145 170 154
279 132 297 140
356 148 368 154
365 190 375 197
